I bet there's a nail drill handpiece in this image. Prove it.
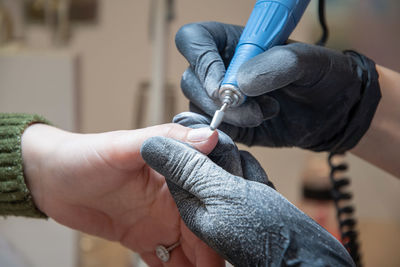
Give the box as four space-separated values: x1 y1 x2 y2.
210 0 310 130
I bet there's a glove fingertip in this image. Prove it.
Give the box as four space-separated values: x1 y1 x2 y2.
239 150 274 188
175 23 202 52
173 111 211 127
140 136 168 170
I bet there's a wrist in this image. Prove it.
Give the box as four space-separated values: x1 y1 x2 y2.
22 124 70 213
351 65 400 177
330 51 381 153
0 114 51 218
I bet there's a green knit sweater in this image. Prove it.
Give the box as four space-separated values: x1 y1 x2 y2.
0 113 49 218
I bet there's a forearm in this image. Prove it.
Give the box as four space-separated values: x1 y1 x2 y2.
351 65 400 178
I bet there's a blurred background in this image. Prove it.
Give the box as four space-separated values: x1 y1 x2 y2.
0 0 399 266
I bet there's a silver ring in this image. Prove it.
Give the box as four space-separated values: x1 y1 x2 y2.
155 241 181 262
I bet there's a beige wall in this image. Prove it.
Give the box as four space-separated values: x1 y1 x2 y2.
25 0 313 133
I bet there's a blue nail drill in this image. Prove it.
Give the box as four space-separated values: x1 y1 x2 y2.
210 0 311 130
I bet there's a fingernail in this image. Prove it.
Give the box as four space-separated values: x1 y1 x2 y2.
187 127 214 142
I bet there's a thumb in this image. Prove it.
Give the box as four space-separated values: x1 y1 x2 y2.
237 43 310 96
140 136 231 200
91 124 218 171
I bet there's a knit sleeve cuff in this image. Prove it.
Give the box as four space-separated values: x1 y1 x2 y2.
0 114 51 218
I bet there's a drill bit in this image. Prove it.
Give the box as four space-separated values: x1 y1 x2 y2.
210 102 229 130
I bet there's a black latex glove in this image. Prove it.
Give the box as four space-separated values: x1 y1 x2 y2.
140 117 354 266
175 22 381 152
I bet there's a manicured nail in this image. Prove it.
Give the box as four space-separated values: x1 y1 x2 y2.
187 127 214 142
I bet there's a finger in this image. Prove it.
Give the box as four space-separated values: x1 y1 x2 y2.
180 106 280 149
188 103 212 120
165 180 200 209
173 111 243 177
208 129 243 177
191 96 279 126
93 124 218 171
237 42 340 96
140 247 193 267
176 22 242 98
173 111 211 127
237 45 302 96
239 151 275 189
181 68 267 127
180 223 225 267
141 137 228 235
140 137 233 200
164 246 193 267
176 107 249 147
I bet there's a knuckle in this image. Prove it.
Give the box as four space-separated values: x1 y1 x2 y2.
175 23 203 47
270 45 300 67
173 152 208 186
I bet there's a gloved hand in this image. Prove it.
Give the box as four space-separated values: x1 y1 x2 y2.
140 128 354 266
175 22 381 152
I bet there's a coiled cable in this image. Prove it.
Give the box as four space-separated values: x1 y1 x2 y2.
328 153 362 266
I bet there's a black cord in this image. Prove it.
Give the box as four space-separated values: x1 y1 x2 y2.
328 153 362 266
317 1 362 265
316 0 329 46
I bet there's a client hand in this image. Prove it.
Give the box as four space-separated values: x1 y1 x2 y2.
22 123 224 266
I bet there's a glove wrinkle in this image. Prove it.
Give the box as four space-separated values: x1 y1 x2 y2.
257 96 280 121
194 52 224 98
